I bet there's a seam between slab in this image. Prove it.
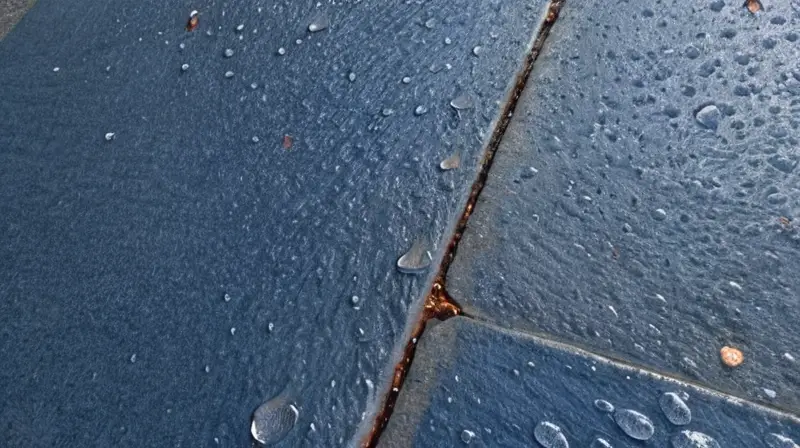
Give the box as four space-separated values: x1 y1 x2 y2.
462 313 800 423
358 1 566 446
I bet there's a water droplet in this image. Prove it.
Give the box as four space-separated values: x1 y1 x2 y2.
445 37 452 45
424 18 436 29
250 83 258 90
53 67 60 72
439 151 461 171
225 71 234 78
130 353 136 363
613 409 654 441
534 421 569 448
277 47 286 55
350 295 360 307
251 397 298 445
472 45 482 56
765 433 798 448
381 108 395 117
659 392 691 425
236 24 245 32
450 93 474 110
591 439 613 448
414 105 428 116
593 399 614 413
105 132 116 141
252 136 260 143
396 239 431 274
224 293 231 302
224 48 234 57
308 15 330 32
402 76 411 84
348 72 356 82
461 429 476 444
671 431 721 448
652 208 667 221
181 63 189 71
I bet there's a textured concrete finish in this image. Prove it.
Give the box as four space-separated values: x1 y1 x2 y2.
448 0 800 411
382 318 800 447
0 0 550 445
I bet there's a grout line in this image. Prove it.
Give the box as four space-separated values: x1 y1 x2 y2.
359 1 566 446
463 312 800 423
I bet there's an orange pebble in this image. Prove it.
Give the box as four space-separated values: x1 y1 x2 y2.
720 346 744 367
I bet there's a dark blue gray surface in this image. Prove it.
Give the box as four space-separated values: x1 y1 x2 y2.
381 317 800 447
0 0 550 445
448 0 800 411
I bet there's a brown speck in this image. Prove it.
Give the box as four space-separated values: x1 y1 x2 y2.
283 135 293 150
779 216 792 229
611 246 620 260
720 346 744 367
744 0 762 13
186 11 199 31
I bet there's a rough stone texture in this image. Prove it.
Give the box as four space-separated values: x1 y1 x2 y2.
0 0 550 446
448 0 800 411
381 317 800 447
0 0 35 40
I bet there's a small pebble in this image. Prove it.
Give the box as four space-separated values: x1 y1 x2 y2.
224 48 234 57
181 63 189 71
225 71 234 78
105 132 115 141
763 388 777 399
236 24 244 31
472 45 482 56
414 105 428 116
278 47 286 55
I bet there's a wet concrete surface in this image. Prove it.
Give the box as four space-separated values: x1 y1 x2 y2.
448 0 800 412
381 317 800 447
0 0 551 446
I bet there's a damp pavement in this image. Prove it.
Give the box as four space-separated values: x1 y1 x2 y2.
1 1 799 448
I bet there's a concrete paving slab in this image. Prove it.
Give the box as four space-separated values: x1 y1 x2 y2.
447 0 800 411
381 317 800 447
0 0 551 446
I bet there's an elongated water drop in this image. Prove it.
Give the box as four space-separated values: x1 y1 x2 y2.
534 421 569 448
439 151 460 171
593 399 614 413
450 93 474 110
397 239 431 274
659 392 691 425
308 15 330 32
251 396 298 445
613 409 654 441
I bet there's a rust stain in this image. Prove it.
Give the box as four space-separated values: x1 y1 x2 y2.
186 11 199 32
744 0 762 13
360 1 565 446
362 277 460 448
283 135 293 150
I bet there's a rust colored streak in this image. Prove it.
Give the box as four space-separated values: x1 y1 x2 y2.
362 278 460 448
186 14 199 32
361 1 565 446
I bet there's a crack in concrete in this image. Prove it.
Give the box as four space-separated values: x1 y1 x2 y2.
359 1 565 446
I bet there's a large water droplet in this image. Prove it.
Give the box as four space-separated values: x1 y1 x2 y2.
450 93 474 110
396 239 431 274
590 439 613 448
671 431 721 448
534 421 569 448
765 433 799 448
593 399 614 413
251 397 298 445
439 151 461 171
460 429 476 444
613 409 654 441
659 392 691 425
308 15 330 32
414 105 428 116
